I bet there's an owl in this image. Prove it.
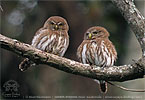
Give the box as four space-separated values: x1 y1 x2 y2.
77 26 117 93
19 16 69 71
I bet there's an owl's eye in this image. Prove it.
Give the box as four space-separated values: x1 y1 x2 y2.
86 33 89 36
98 30 101 33
50 21 55 25
93 30 101 34
58 23 64 26
93 31 97 34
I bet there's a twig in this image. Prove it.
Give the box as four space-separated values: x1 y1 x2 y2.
107 81 145 92
0 5 3 11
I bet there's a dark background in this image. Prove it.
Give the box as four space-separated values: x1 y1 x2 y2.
1 0 144 99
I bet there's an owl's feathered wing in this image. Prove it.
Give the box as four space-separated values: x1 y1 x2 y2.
77 38 117 66
32 28 69 56
19 28 69 71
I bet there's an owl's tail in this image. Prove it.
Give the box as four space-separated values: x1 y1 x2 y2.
19 58 35 71
99 80 107 93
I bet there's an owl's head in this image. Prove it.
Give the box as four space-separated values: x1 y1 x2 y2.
44 16 69 31
84 26 110 40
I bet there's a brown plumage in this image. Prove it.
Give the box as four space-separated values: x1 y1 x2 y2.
77 26 117 93
19 16 69 71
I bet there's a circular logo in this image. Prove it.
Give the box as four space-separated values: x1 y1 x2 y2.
2 80 20 98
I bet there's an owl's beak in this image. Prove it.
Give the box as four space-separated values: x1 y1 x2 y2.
54 25 59 30
88 33 92 39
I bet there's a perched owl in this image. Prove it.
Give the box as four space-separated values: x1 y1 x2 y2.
77 26 117 93
19 16 69 71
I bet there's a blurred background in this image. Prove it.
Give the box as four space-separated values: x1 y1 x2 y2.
0 0 145 99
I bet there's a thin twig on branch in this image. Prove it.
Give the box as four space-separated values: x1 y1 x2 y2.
107 81 145 92
0 5 3 11
0 34 144 82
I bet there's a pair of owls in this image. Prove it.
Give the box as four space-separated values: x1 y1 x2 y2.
19 16 117 93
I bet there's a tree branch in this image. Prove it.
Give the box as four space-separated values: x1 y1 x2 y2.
0 34 144 82
0 0 145 83
111 0 145 57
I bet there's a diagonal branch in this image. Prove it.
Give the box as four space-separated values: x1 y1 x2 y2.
0 34 144 82
111 0 145 57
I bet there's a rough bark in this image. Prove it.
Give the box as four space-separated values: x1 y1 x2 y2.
0 34 144 82
111 0 145 57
